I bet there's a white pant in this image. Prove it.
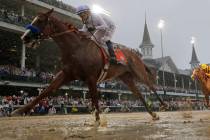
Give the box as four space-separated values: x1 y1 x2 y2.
91 27 115 45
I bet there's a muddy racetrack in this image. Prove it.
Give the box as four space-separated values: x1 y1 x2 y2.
0 111 210 140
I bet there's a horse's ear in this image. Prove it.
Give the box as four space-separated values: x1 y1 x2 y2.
45 8 54 16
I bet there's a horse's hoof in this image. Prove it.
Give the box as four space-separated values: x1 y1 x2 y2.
160 104 168 111
152 113 159 121
95 120 100 127
159 106 165 111
152 115 160 121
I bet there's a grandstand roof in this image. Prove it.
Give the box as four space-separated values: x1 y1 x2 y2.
155 56 179 74
143 58 159 69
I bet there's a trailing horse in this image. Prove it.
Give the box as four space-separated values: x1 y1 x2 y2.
11 9 167 122
191 67 210 107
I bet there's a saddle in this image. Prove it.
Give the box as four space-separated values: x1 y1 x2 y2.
79 31 127 64
78 31 128 83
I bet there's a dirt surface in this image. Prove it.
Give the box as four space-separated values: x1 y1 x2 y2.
0 111 210 140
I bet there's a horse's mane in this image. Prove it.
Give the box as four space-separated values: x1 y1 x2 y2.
48 15 79 32
64 22 79 31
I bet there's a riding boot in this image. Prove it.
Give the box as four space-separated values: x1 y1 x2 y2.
106 40 117 64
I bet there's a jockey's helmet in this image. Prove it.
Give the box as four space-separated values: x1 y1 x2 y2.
200 64 208 70
76 5 90 15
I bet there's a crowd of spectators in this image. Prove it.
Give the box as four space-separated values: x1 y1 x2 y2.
0 93 206 117
0 8 32 26
38 0 75 13
0 65 54 83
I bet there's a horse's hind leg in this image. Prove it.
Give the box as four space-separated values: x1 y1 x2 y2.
119 73 159 120
11 70 67 116
128 58 167 109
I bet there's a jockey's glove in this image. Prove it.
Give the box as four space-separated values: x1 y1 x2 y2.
87 27 96 32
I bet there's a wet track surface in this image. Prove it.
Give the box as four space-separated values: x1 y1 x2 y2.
0 111 210 140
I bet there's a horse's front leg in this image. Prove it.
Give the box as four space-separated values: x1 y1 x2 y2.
11 70 67 116
88 79 100 122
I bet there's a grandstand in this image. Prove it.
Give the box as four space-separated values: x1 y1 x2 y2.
0 0 205 116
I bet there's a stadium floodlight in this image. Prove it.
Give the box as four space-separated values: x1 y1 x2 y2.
190 36 196 44
91 4 111 16
158 19 165 29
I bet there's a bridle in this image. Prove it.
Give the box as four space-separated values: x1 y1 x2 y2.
25 15 79 42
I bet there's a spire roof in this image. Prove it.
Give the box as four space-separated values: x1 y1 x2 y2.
190 45 200 64
140 18 153 48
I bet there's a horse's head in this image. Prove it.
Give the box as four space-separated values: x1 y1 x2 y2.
191 67 206 81
21 9 54 48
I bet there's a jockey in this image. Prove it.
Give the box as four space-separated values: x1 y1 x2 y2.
200 64 210 77
76 5 117 64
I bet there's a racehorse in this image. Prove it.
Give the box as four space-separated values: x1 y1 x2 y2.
191 67 210 107
11 9 167 122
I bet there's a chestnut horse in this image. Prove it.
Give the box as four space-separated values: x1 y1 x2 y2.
192 67 210 107
12 9 167 121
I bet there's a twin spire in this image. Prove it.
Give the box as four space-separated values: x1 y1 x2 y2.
190 44 200 69
139 14 154 59
139 13 200 69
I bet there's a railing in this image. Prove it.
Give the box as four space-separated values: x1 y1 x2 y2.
0 104 204 117
0 9 32 27
0 72 202 95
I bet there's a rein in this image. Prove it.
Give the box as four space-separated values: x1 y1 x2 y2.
47 18 79 38
27 17 79 40
50 29 77 38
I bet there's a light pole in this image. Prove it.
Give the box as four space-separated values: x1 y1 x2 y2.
158 19 166 93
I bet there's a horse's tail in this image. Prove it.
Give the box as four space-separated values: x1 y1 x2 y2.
127 50 166 107
128 56 153 86
144 63 152 75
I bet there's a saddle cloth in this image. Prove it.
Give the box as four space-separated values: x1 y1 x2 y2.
78 31 127 65
100 43 128 65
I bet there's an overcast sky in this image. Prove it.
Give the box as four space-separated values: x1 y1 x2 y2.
62 0 210 69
